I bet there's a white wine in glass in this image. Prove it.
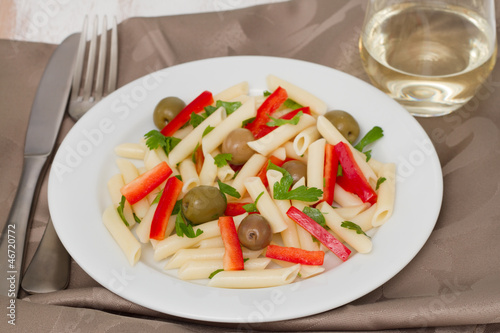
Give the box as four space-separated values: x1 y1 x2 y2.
359 1 497 117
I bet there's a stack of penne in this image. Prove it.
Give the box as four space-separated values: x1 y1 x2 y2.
102 74 396 289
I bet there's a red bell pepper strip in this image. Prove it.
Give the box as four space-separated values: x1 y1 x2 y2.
245 86 288 137
149 176 183 240
254 106 311 139
286 206 351 261
120 161 172 205
265 244 324 265
218 216 244 271
323 143 338 205
334 142 377 205
256 155 285 188
160 90 214 137
224 202 252 216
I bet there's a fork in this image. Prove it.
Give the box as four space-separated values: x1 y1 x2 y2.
21 16 118 294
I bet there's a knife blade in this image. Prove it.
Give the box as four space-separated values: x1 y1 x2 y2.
0 33 79 298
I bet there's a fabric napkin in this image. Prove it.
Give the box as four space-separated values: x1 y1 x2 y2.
1 0 500 331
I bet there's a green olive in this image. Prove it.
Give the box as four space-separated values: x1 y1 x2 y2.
153 97 186 130
237 214 273 250
181 186 227 225
323 110 360 143
221 128 255 165
281 160 307 186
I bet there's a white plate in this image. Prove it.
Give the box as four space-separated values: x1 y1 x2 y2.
48 56 443 323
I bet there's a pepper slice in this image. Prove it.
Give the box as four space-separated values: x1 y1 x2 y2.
286 206 351 261
265 244 324 265
245 86 288 137
219 216 244 271
334 142 377 205
224 202 252 216
120 161 172 205
149 176 183 240
160 91 214 137
254 106 311 139
322 143 338 205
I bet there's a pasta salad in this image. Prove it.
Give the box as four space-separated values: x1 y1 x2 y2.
102 74 396 289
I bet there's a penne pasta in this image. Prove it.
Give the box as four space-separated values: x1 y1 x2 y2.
243 177 288 233
267 170 301 248
114 143 146 160
202 98 256 155
116 158 148 220
168 107 226 166
334 184 364 207
372 163 396 227
317 202 372 254
247 113 316 156
165 247 262 269
266 75 327 115
178 258 271 280
213 81 249 101
306 138 326 197
293 126 321 157
102 205 141 266
229 153 267 200
199 153 218 186
207 264 301 289
178 158 200 194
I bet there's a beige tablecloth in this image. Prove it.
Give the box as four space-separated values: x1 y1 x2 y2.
1 0 500 332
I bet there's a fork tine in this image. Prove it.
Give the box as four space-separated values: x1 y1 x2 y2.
107 17 118 93
83 16 98 100
94 16 107 101
70 16 88 101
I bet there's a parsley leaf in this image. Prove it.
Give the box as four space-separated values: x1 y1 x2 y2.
267 162 323 202
354 126 384 161
302 206 328 229
242 191 264 213
175 213 203 238
172 199 182 215
214 153 232 167
189 113 206 128
341 221 370 238
217 100 241 115
144 130 181 156
116 195 129 227
217 180 241 199
209 269 224 279
151 190 163 205
202 125 215 137
133 213 141 224
376 177 387 190
242 117 255 127
266 111 303 127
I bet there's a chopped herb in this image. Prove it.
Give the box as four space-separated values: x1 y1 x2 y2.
189 112 206 128
204 105 218 116
202 125 215 137
242 191 264 213
283 98 303 110
217 100 241 115
243 258 250 263
175 175 183 181
242 117 255 127
266 111 303 127
267 162 323 202
151 190 163 205
376 177 387 190
337 164 343 177
209 269 224 279
192 142 200 163
172 199 182 215
133 213 141 224
354 126 384 161
144 130 181 156
302 206 328 229
175 213 203 238
116 195 129 227
214 153 232 168
217 180 241 199
341 221 370 238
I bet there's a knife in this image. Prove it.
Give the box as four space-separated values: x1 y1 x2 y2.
0 33 79 298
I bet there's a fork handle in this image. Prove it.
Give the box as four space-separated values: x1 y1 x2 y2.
0 155 47 298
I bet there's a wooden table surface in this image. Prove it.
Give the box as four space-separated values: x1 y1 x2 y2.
0 0 288 44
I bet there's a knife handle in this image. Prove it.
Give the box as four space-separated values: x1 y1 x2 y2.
0 155 48 298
